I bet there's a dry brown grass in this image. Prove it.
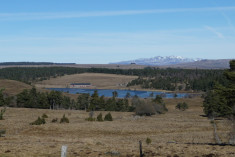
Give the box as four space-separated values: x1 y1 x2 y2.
0 79 32 96
0 79 79 101
0 97 234 157
34 73 138 90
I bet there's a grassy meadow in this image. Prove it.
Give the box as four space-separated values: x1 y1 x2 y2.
0 73 234 156
0 97 234 157
34 73 138 90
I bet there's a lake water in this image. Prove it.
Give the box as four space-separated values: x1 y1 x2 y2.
48 88 188 98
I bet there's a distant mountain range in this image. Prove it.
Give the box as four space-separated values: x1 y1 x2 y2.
165 59 231 69
110 56 202 66
110 56 232 69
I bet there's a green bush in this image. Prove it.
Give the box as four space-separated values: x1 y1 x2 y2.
60 114 69 123
42 113 48 119
0 129 6 137
0 107 6 120
30 116 46 125
136 103 156 116
51 118 58 123
174 93 178 98
176 102 188 111
104 113 113 121
153 103 168 114
146 137 152 145
135 99 168 116
97 113 103 122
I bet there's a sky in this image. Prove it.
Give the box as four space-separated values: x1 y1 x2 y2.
0 0 235 64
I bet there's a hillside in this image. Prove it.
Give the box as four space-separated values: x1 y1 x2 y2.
0 79 32 96
35 73 138 89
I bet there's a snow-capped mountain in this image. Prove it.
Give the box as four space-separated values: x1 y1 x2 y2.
110 56 203 66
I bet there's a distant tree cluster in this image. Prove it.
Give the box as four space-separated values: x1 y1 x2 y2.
14 87 168 116
0 67 88 84
0 67 227 92
76 90 130 112
127 67 228 92
16 87 76 109
15 88 129 111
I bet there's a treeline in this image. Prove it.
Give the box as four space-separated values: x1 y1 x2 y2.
0 67 228 91
127 68 228 92
12 87 167 114
203 60 235 117
0 62 75 65
16 88 76 109
14 87 130 111
0 67 88 83
77 91 130 111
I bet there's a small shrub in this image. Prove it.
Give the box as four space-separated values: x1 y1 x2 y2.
89 111 94 118
0 129 6 137
104 113 113 121
128 106 136 112
42 113 48 119
176 102 188 111
153 95 163 103
30 117 46 125
85 111 96 121
0 107 6 120
174 93 178 98
153 103 168 114
136 102 156 116
60 114 69 123
146 137 152 145
96 142 103 145
51 118 58 123
97 113 103 122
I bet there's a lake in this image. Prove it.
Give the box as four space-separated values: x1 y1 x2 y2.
48 88 188 98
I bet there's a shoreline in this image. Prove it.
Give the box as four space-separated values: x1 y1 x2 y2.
37 84 202 94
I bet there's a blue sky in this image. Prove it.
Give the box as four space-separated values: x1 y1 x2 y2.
0 0 235 64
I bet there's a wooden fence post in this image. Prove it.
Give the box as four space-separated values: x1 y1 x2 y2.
61 145 67 157
139 140 143 157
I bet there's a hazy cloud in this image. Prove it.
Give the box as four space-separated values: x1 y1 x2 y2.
0 6 235 21
204 26 224 39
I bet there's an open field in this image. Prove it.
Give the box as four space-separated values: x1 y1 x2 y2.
34 73 138 90
0 79 79 101
34 73 197 93
0 97 234 157
0 79 32 96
